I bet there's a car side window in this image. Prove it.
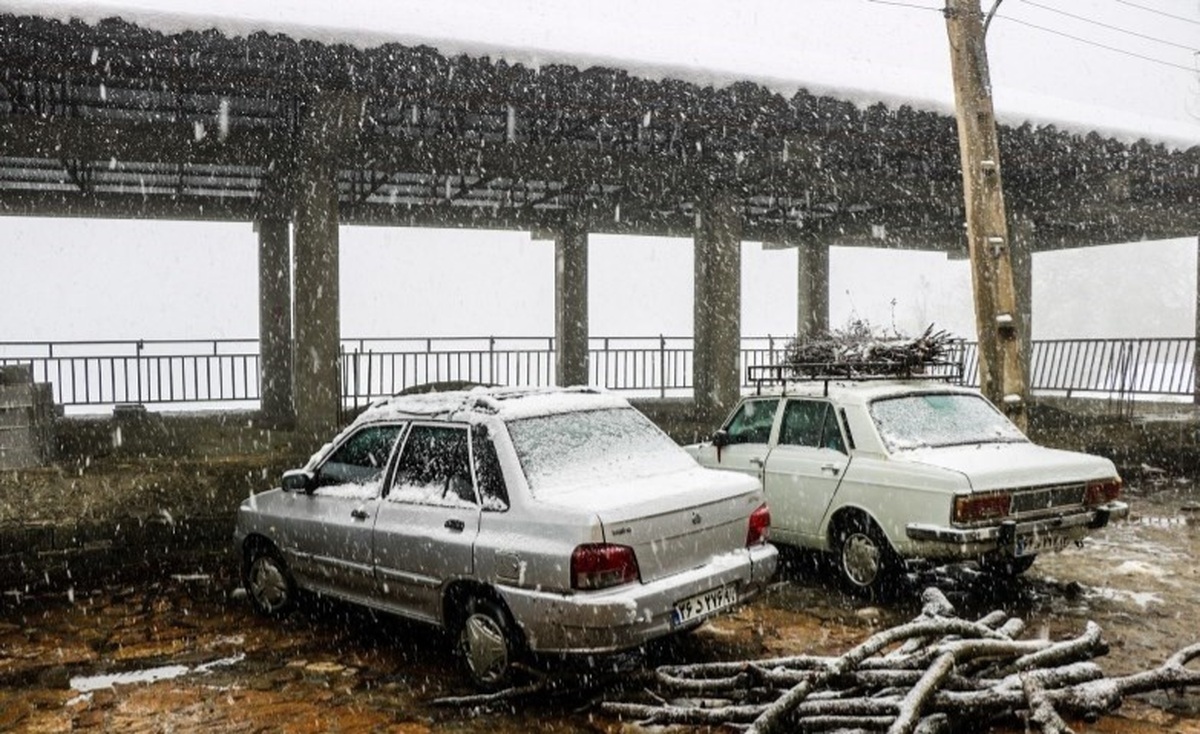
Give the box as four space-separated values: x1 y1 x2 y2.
780 400 824 447
723 399 780 445
819 404 847 453
472 425 509 512
389 424 477 507
315 423 404 498
780 400 846 453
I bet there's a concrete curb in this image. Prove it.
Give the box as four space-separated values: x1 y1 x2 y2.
0 515 233 594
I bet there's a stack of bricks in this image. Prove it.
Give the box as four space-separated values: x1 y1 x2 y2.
0 364 57 470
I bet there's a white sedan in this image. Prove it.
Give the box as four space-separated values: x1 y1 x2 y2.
686 379 1127 596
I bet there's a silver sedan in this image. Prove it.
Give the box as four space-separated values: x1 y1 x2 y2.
234 387 778 688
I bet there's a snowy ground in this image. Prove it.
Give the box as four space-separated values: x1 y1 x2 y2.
1 477 1198 732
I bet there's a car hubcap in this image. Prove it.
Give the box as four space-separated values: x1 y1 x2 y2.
842 532 881 587
462 613 508 684
250 557 287 611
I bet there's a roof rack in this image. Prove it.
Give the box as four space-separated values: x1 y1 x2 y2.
747 360 964 395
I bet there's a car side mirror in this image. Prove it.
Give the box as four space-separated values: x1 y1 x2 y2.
711 429 731 448
282 469 316 493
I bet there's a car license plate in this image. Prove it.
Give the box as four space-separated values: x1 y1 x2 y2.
672 584 738 627
1014 532 1071 557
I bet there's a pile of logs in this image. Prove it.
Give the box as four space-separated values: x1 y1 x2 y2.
599 588 1200 733
782 323 957 378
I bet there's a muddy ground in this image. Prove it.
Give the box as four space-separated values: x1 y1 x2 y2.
1 477 1198 733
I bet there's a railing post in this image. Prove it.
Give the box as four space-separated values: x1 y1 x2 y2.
337 344 345 425
136 339 144 404
489 336 496 385
659 334 666 399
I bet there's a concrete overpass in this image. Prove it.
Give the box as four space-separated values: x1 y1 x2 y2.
2 11 1197 435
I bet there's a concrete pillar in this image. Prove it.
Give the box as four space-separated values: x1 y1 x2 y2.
797 242 830 339
1010 216 1034 380
256 218 293 425
1194 235 1200 404
693 193 742 420
554 224 589 387
292 94 358 438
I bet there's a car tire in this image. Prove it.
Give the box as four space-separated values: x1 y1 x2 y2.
833 515 901 598
244 543 296 617
980 553 1037 577
458 597 521 690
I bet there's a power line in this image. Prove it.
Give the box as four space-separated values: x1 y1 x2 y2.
996 14 1198 72
864 0 943 12
1114 0 1200 26
860 0 1197 73
1020 0 1199 53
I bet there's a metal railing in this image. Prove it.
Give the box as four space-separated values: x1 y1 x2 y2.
2 336 1196 412
0 339 261 410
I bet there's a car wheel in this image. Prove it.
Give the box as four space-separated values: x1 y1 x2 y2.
458 598 520 690
833 515 899 598
980 553 1037 577
244 543 296 617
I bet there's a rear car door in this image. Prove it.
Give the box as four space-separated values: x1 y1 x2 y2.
283 422 404 598
373 423 482 622
693 398 781 480
763 399 849 546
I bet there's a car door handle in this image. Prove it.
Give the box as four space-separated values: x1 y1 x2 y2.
350 508 370 520
444 519 465 532
749 458 764 468
821 464 841 476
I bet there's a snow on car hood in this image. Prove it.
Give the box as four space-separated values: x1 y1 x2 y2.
897 442 1117 491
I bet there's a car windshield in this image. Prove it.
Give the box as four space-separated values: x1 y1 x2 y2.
869 392 1027 451
506 407 696 498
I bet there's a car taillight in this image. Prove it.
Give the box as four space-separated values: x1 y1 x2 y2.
571 543 640 590
953 491 1011 524
747 504 771 546
1085 477 1123 505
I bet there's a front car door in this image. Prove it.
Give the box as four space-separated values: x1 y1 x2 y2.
763 399 850 547
282 422 405 598
693 397 781 479
373 423 482 622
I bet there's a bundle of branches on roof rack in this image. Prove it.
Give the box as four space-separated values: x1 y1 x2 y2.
782 322 958 378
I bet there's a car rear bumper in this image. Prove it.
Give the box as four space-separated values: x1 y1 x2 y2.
905 501 1129 557
498 543 778 655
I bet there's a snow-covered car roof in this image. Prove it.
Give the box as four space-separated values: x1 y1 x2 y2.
355 385 632 425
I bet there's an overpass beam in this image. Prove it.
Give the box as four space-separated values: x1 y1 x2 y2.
694 193 742 421
257 218 293 425
554 223 590 387
797 242 830 339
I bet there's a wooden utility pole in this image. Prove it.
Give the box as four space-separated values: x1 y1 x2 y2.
945 0 1028 430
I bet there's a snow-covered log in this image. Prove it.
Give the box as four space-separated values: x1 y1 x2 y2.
597 588 1200 733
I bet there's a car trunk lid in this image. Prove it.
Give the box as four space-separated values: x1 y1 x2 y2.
539 466 762 583
900 442 1117 492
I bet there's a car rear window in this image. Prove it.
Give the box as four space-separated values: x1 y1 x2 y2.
506 407 695 498
869 392 1027 451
